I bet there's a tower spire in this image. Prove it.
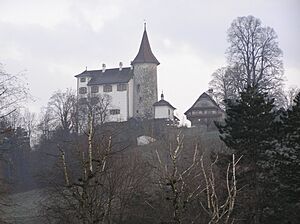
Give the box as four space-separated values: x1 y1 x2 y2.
144 19 146 31
132 23 160 65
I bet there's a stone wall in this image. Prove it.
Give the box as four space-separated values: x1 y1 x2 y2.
133 63 158 119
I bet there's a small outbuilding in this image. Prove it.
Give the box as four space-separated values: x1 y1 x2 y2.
153 93 178 124
185 92 224 130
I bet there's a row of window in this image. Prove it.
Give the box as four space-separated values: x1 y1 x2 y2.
78 98 120 115
191 110 218 115
78 97 99 105
79 84 127 94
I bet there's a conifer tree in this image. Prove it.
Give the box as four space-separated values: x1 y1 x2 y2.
270 91 300 223
216 86 277 223
284 91 300 148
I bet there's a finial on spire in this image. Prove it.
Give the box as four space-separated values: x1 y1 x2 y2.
161 90 164 100
144 19 146 31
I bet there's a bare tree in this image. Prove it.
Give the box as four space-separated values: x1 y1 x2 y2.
38 106 57 140
209 67 237 106
210 16 285 105
200 154 241 224
0 64 29 119
155 134 201 224
227 15 284 94
78 94 111 131
0 65 29 222
154 133 240 224
47 89 77 134
77 94 111 173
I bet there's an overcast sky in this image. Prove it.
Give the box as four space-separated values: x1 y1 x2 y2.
0 0 299 121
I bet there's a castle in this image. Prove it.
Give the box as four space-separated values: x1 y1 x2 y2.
75 26 177 123
75 26 223 128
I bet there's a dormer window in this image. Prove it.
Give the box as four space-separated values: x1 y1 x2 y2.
80 77 86 82
103 85 112 92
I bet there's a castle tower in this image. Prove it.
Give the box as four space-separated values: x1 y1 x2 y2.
132 25 160 119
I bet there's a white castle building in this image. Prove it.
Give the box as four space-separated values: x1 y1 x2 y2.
75 26 177 123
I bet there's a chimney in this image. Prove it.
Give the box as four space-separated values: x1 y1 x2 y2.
102 63 106 73
130 61 133 70
119 62 123 71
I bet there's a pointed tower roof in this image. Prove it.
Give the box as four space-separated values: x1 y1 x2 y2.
132 25 160 65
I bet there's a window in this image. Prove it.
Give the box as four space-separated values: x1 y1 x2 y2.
139 97 142 103
110 109 120 115
168 109 170 116
91 86 99 93
117 83 127 91
80 77 86 82
103 85 112 92
79 87 87 94
137 84 140 92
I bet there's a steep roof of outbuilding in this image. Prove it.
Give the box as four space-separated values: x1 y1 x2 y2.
132 28 160 65
184 92 222 115
153 99 176 109
75 67 133 85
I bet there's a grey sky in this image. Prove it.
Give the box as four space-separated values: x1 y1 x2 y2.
0 0 299 120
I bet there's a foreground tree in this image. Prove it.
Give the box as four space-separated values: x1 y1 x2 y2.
155 134 240 224
216 86 277 223
275 91 300 223
0 65 29 222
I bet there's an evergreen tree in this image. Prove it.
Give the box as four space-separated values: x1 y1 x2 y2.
284 91 300 149
216 86 277 223
271 91 300 223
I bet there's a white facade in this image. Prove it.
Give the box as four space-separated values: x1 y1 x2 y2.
77 78 134 122
75 28 162 123
153 94 176 121
154 105 174 120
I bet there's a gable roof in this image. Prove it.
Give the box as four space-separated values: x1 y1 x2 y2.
184 92 222 115
132 29 160 65
153 99 176 110
75 67 133 85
